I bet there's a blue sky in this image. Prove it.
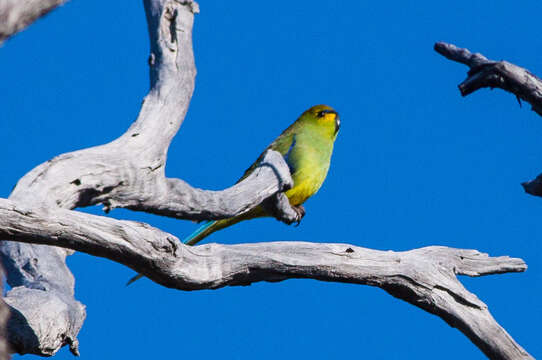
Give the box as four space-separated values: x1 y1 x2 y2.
3 0 542 358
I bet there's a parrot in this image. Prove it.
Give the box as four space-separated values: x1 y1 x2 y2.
127 104 339 285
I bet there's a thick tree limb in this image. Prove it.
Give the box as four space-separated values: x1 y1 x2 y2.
1 146 293 357
0 0 68 44
0 198 531 360
435 42 542 198
1 0 298 356
0 4 533 359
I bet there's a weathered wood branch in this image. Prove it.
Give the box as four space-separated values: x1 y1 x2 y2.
7 0 295 223
434 42 542 116
0 272 10 360
435 41 542 199
0 0 68 44
1 4 534 358
0 0 298 356
0 148 292 356
0 198 531 360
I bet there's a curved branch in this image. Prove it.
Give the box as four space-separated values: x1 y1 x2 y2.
0 198 531 360
8 0 294 223
1 8 534 360
1 0 298 356
0 0 68 44
435 41 542 198
434 42 542 116
1 147 293 356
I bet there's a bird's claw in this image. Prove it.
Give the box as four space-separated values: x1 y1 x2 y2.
292 205 305 226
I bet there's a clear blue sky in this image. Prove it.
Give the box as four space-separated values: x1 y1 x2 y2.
3 1 542 359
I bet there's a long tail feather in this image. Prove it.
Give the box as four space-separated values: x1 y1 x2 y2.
183 220 217 246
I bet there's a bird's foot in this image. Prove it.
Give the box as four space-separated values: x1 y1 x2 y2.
292 205 305 226
261 193 305 226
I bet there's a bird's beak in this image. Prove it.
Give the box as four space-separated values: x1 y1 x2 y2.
320 109 340 134
334 113 340 134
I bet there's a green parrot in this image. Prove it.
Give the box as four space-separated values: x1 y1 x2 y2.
127 104 339 285
183 104 340 245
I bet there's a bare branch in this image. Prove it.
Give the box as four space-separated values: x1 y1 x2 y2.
7 0 293 222
0 271 10 360
434 42 542 116
0 6 533 359
2 145 293 357
0 0 68 44
0 198 531 360
435 41 542 199
1 0 302 355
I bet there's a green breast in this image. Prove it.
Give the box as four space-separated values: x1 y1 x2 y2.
284 129 334 205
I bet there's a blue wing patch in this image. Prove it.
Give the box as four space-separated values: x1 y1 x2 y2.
284 135 297 174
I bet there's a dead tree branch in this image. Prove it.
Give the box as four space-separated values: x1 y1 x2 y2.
0 272 10 360
0 197 531 360
435 41 542 198
0 5 533 360
0 0 69 44
434 42 542 116
0 0 297 356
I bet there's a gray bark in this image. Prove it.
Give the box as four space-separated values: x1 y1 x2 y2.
0 0 68 44
1 0 296 356
1 146 293 356
0 271 10 360
0 197 531 359
0 4 533 360
434 42 542 199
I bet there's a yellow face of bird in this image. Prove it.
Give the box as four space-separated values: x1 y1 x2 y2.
302 104 340 139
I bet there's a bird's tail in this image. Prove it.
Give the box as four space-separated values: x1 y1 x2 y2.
185 206 267 246
183 220 218 246
183 217 244 245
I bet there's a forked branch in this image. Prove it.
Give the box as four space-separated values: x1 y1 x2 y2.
0 5 533 360
0 198 531 360
0 0 297 356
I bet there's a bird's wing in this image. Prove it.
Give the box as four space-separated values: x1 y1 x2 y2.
236 126 296 183
283 134 297 174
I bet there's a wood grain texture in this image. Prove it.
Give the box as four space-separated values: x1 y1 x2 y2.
0 197 531 359
0 7 534 360
0 0 296 356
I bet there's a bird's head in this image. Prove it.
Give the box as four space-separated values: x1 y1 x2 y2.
301 105 340 139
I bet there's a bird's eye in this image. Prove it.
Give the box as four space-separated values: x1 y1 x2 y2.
317 109 333 118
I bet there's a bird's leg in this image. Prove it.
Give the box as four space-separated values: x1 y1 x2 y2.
292 205 305 226
261 193 304 226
